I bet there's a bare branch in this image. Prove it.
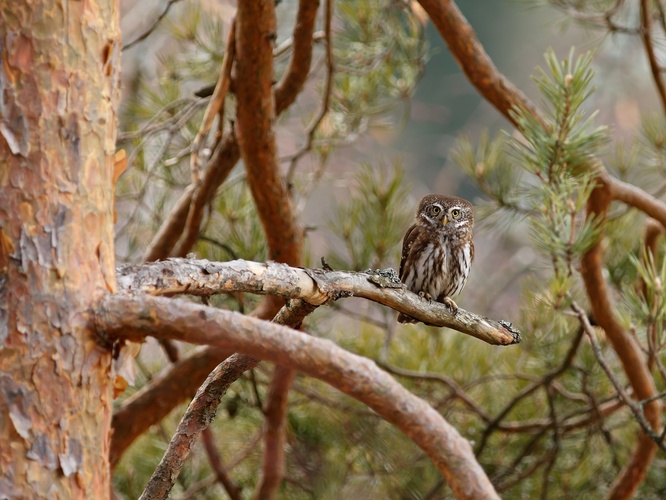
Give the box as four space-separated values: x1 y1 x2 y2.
254 365 297 499
417 0 545 129
116 258 522 346
640 0 666 115
142 135 240 262
96 294 501 499
123 0 184 51
139 353 259 500
188 21 236 185
286 0 334 182
571 302 666 452
173 18 236 257
580 178 661 500
110 346 234 467
201 428 242 500
235 1 303 266
475 327 583 455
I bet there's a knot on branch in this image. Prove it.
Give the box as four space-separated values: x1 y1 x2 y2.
365 268 402 289
499 320 522 343
302 268 351 302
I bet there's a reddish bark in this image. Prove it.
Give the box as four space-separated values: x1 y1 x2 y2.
274 0 320 113
420 1 665 495
0 0 120 495
580 179 661 500
235 0 303 266
417 0 544 129
234 1 309 495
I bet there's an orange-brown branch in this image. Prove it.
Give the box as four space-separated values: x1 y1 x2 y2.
417 0 544 130
235 1 302 267
580 178 661 500
97 294 501 500
420 2 664 495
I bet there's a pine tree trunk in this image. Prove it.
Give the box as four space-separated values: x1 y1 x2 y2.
0 0 120 496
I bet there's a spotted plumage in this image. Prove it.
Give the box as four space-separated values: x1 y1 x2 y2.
397 194 475 323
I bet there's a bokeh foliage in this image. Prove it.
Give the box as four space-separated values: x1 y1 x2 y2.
114 0 666 498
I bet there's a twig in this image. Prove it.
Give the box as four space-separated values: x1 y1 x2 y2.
640 0 666 115
189 21 236 185
475 327 583 454
286 0 335 183
142 134 240 262
170 21 237 257
275 31 326 59
200 428 242 500
118 97 202 142
123 0 184 51
540 386 560 500
378 362 492 422
571 301 666 452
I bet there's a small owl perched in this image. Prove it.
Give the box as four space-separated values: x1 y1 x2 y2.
397 194 475 324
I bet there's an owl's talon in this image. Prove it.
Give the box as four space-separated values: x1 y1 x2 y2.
418 291 433 302
443 297 459 314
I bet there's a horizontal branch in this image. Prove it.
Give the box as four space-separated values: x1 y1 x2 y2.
116 258 522 346
95 294 500 499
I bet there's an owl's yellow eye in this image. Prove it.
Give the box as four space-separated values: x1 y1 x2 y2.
451 209 461 218
432 206 441 215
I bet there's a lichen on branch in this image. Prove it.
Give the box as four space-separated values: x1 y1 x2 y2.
116 258 521 346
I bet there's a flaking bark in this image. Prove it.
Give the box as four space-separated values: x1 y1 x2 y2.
0 0 120 496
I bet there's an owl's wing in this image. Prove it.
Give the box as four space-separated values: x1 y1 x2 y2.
399 224 422 279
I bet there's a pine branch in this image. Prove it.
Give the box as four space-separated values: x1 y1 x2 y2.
96 293 501 500
116 258 522 346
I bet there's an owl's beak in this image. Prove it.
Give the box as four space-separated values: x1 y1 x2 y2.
441 216 448 226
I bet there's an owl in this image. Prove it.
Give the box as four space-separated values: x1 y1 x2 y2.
397 194 475 323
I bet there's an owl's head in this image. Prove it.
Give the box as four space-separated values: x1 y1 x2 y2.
416 194 474 232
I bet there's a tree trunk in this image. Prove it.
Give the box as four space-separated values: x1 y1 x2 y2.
0 0 120 496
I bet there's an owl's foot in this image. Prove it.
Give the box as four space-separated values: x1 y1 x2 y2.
443 297 459 315
418 291 433 302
